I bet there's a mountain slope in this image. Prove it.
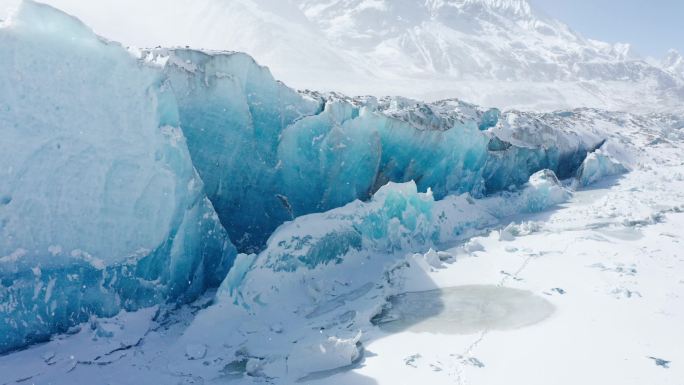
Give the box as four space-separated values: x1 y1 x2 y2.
663 49 684 77
298 0 632 79
294 0 684 110
1 0 682 111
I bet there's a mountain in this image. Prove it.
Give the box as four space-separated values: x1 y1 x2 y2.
663 49 684 77
293 0 684 111
1 0 682 111
297 0 633 80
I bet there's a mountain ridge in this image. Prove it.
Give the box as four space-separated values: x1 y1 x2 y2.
1 0 682 112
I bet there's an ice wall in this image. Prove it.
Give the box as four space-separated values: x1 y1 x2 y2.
154 49 321 251
0 2 235 353
155 51 604 252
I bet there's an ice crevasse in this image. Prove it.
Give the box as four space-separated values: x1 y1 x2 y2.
0 1 624 353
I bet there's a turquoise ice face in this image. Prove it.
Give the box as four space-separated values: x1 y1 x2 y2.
0 2 234 353
162 51 597 255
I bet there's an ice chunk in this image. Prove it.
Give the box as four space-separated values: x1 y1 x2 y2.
0 2 234 353
287 332 362 379
412 248 446 270
577 149 628 186
219 253 257 305
257 182 438 272
499 225 518 242
463 239 485 253
482 109 606 192
521 169 572 212
479 108 501 131
474 169 571 220
185 344 208 360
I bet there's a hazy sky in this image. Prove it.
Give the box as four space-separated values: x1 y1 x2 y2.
530 0 683 58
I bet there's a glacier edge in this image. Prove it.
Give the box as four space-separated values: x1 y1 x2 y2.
2 0 678 355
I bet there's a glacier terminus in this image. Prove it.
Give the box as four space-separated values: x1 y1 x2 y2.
0 1 683 385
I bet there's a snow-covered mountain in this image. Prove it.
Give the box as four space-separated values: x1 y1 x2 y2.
1 0 682 111
293 0 684 110
663 49 684 77
298 0 635 80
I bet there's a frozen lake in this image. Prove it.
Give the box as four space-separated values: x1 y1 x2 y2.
373 285 555 335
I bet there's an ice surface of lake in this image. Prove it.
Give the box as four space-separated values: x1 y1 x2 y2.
373 285 555 334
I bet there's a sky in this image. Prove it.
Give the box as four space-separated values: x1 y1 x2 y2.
530 0 684 59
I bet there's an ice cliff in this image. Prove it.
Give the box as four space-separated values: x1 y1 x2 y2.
0 2 235 352
0 1 648 354
153 50 606 252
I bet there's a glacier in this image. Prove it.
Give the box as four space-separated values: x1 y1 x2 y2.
0 0 676 358
0 2 234 353
151 49 606 251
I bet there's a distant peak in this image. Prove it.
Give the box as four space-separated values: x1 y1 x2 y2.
423 0 536 21
664 49 682 61
460 0 533 16
611 42 635 61
662 49 683 75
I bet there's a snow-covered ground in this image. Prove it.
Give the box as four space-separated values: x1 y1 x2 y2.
320 185 684 385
